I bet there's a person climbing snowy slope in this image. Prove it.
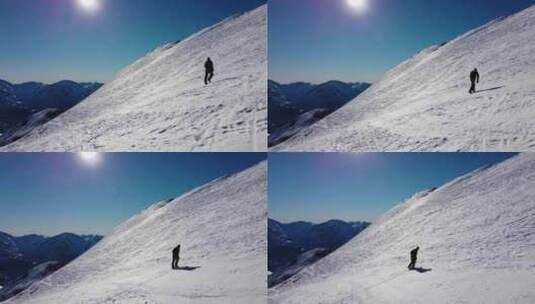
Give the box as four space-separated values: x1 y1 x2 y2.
469 68 480 94
408 246 419 270
172 244 181 269
204 57 214 85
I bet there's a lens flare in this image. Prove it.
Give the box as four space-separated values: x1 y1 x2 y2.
77 0 100 13
346 0 368 13
78 152 102 166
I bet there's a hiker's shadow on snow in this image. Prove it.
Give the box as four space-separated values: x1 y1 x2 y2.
175 266 201 271
413 267 432 273
477 86 504 93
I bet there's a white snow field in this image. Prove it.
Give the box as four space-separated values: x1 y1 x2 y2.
5 162 267 304
2 5 267 152
269 154 535 304
276 5 535 152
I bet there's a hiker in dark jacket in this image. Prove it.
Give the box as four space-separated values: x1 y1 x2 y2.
172 244 181 269
408 246 419 270
204 57 214 85
469 68 480 94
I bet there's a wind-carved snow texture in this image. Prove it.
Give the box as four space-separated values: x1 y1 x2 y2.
2 5 267 152
269 154 535 304
6 162 267 304
276 5 535 152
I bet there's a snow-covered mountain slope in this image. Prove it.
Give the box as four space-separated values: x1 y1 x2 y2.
6 162 267 304
268 80 370 147
0 262 62 301
0 79 102 134
269 109 331 147
269 154 535 304
0 109 63 146
268 219 369 288
269 248 329 289
0 232 102 301
277 5 535 152
3 5 267 152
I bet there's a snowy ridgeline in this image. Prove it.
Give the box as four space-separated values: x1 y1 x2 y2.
6 162 267 304
2 5 267 152
277 5 535 152
269 154 535 304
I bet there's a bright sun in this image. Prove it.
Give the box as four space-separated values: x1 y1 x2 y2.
346 0 368 13
77 0 101 13
78 152 102 166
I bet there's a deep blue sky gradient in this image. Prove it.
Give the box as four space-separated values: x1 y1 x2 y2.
0 0 266 84
269 0 535 84
269 153 517 224
0 153 266 236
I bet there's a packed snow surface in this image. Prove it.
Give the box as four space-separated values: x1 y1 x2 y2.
3 5 267 152
269 154 535 304
5 162 267 304
277 5 535 152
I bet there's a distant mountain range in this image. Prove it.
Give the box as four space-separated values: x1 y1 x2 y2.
268 218 369 287
268 80 370 147
0 79 102 145
0 231 102 301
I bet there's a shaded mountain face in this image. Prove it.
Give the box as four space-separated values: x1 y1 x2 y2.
268 80 370 147
268 218 369 287
299 81 371 112
268 108 332 148
0 261 62 302
14 80 103 111
23 233 103 265
268 80 370 131
0 231 102 301
0 79 102 134
0 109 64 146
0 81 30 133
268 80 301 134
277 82 316 105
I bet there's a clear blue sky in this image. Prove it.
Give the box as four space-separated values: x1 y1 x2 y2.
0 0 266 84
269 0 535 84
269 153 517 224
0 153 266 236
